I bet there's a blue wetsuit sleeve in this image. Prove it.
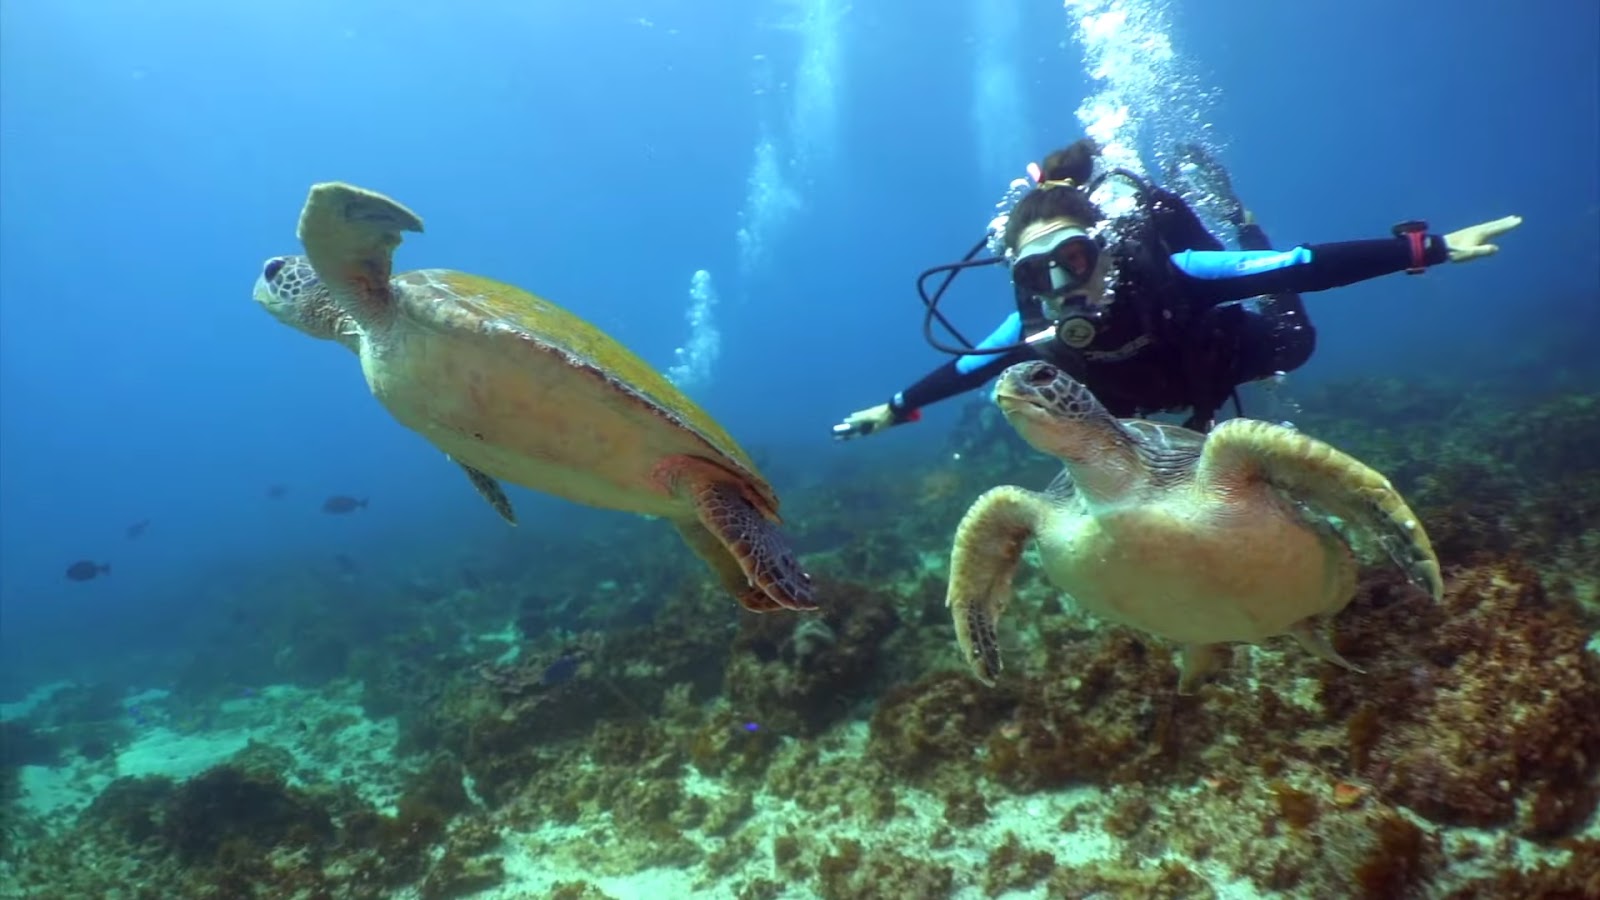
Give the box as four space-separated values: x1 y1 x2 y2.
890 313 1031 418
1169 234 1451 306
956 312 1023 375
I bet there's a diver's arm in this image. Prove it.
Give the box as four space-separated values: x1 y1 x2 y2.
1236 219 1273 252
1169 232 1452 305
890 312 1032 420
1146 185 1226 252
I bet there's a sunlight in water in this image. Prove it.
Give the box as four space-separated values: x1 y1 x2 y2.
735 136 804 278
971 0 1034 190
736 0 845 279
785 0 844 172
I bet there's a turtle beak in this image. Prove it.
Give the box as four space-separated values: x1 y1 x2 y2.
994 362 1062 411
253 273 299 328
252 274 276 309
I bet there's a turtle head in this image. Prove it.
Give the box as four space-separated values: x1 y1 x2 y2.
995 362 1139 496
253 255 357 349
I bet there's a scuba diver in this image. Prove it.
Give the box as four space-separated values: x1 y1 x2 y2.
832 138 1523 437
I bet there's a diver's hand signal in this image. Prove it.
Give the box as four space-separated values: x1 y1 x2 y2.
1444 215 1523 263
833 403 898 441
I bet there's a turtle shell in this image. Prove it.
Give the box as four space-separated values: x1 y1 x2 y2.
366 267 778 519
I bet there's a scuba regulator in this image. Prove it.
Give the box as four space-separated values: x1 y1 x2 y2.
914 167 1161 373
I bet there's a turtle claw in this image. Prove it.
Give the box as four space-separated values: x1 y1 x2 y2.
691 480 815 612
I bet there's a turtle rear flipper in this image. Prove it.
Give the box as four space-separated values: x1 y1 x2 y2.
297 182 423 321
672 519 787 612
1196 419 1443 601
660 456 815 612
947 485 1046 685
455 460 516 525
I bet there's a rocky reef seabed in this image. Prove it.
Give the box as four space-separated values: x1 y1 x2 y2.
2 377 1597 899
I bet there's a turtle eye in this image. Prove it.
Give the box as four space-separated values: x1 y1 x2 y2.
263 258 286 282
1026 364 1059 387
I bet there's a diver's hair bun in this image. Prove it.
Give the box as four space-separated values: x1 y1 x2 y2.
1002 137 1106 251
1038 138 1101 185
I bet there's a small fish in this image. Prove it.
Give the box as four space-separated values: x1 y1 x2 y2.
540 651 586 687
266 484 289 499
125 519 151 539
322 496 368 514
65 560 110 581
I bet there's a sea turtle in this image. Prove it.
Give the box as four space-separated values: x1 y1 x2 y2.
947 361 1442 692
252 182 814 613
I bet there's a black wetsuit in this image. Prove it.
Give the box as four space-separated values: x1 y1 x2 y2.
887 189 1447 431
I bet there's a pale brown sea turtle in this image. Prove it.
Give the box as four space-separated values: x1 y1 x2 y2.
947 361 1442 691
252 182 814 613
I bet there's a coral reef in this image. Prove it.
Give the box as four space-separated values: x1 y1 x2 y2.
2 373 1595 898
725 576 901 736
1322 562 1600 837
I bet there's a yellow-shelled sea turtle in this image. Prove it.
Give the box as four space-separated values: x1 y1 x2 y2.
254 182 813 613
947 361 1440 690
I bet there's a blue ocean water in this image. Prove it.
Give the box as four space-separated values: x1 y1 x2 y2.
0 4 1596 893
1 0 1594 691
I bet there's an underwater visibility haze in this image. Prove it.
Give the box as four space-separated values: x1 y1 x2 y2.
1 0 1598 897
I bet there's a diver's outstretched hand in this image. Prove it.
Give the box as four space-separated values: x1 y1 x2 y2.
1444 215 1522 263
832 403 897 440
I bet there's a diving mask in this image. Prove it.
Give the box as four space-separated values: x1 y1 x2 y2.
1010 227 1101 302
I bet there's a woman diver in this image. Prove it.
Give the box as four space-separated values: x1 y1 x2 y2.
832 138 1522 436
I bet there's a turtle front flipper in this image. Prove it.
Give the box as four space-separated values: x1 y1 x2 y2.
672 520 785 612
947 485 1047 685
1196 419 1443 601
455 460 516 525
658 456 815 612
296 182 424 322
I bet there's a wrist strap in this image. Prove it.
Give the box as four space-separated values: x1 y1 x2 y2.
888 393 922 425
1392 219 1429 274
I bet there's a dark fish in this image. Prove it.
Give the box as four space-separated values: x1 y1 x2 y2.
125 519 151 539
322 496 368 514
540 652 585 687
65 560 110 582
267 484 289 499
